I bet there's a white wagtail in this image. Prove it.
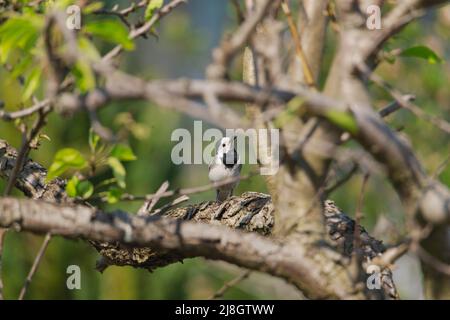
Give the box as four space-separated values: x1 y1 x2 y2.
208 136 242 202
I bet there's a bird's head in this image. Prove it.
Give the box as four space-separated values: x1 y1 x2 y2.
216 136 236 157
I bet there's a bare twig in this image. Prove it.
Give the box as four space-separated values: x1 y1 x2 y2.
231 0 245 24
360 65 450 134
432 155 450 179
0 109 50 300
18 232 52 300
378 95 416 118
0 231 5 299
87 109 116 142
371 242 410 269
3 110 50 196
137 181 170 216
0 99 51 121
117 171 258 203
281 0 315 88
209 270 251 299
102 0 187 61
206 0 273 79
152 195 190 215
325 162 359 194
350 173 370 284
415 245 450 277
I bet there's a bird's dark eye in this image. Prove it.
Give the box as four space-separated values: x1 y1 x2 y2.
222 144 226 147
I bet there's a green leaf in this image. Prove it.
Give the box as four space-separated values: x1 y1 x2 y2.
47 161 68 181
83 1 104 14
11 55 32 79
0 15 43 64
400 46 443 64
78 37 101 61
66 176 94 199
273 96 304 128
66 176 79 197
145 0 164 21
72 60 96 93
22 67 42 101
110 144 137 161
107 157 126 188
325 110 358 135
77 180 94 199
89 128 100 152
47 148 87 181
84 19 134 50
54 148 87 168
106 187 123 204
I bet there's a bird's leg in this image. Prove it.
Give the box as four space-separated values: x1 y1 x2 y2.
215 189 220 202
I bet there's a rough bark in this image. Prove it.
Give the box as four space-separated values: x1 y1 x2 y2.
0 139 397 299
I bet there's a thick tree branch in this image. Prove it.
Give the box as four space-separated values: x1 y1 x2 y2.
0 196 398 299
52 71 450 226
0 139 397 299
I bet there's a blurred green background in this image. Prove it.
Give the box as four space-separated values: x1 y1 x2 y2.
0 0 449 299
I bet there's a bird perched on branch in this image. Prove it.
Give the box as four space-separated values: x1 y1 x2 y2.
208 136 242 202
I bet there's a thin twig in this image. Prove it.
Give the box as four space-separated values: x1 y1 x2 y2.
108 171 258 203
325 162 359 194
138 181 170 216
0 99 51 121
351 173 370 283
431 154 450 179
152 195 190 215
280 0 315 88
206 0 273 79
102 0 187 61
371 242 410 268
360 64 450 134
0 109 50 300
231 0 245 24
378 94 416 117
0 231 6 299
354 173 370 250
18 233 52 300
415 245 450 277
209 270 251 299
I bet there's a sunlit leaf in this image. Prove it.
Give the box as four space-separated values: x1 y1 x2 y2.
325 110 358 135
110 144 137 161
67 176 94 199
83 1 104 14
89 128 100 152
273 96 304 128
0 15 42 64
145 0 164 21
107 157 126 188
78 37 101 61
22 67 42 101
84 19 134 50
66 176 79 197
54 148 87 168
77 180 94 199
11 55 32 79
47 161 68 181
72 60 96 92
400 46 443 64
47 148 87 180
106 187 123 204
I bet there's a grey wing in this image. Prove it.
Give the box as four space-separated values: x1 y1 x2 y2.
208 156 216 171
